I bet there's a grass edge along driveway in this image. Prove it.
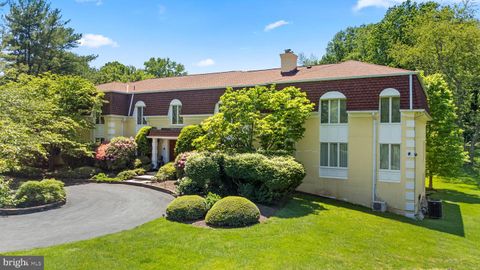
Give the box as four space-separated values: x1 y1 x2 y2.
6 174 480 270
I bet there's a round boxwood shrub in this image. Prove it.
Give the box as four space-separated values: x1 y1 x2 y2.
205 196 260 227
154 162 176 182
166 195 207 222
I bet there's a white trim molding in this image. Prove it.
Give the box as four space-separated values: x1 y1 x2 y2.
320 91 346 100
380 88 400 97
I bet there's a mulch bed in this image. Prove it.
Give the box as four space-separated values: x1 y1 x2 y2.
189 204 279 228
149 180 177 194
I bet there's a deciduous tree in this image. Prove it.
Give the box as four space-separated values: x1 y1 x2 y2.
424 74 466 189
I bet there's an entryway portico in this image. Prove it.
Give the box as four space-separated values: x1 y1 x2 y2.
147 128 182 169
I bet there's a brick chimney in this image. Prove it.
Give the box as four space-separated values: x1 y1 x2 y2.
280 49 298 74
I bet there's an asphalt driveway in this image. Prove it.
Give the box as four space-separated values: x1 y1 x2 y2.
0 183 174 252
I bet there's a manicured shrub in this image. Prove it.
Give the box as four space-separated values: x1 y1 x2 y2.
166 195 207 222
95 137 137 171
205 192 221 210
15 179 66 207
91 173 121 182
0 177 17 208
154 162 176 182
134 126 152 157
174 125 204 155
176 177 204 195
116 168 146 180
224 153 305 204
205 196 260 227
184 152 220 189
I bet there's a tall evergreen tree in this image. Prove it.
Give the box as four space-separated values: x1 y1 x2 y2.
1 0 95 76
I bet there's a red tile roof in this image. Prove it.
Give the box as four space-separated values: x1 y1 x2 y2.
97 61 414 93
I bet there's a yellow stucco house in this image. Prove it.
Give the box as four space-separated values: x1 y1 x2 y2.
95 51 430 219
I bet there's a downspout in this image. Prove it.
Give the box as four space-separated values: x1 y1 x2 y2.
409 74 413 110
372 112 377 204
127 84 135 116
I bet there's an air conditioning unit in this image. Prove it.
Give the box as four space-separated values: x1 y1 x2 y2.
372 201 387 212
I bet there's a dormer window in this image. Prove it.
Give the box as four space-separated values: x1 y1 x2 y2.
320 91 347 124
135 101 147 125
379 88 400 123
214 101 221 114
169 99 183 125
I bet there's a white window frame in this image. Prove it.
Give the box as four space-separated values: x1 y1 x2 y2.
379 88 400 124
134 101 147 126
379 143 401 171
214 101 221 114
320 94 348 124
169 99 184 125
320 142 348 168
95 114 105 125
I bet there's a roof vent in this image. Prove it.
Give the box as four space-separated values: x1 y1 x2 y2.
280 49 298 75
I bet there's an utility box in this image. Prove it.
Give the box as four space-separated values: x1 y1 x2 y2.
427 199 442 219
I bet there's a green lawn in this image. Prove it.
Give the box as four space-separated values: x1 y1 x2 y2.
6 174 480 270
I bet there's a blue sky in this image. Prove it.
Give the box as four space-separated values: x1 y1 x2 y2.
43 0 469 74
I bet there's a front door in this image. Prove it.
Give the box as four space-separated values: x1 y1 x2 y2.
169 140 177 162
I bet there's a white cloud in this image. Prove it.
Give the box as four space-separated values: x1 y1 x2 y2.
75 0 103 6
79 34 118 48
195 58 215 67
353 0 469 11
264 20 290 32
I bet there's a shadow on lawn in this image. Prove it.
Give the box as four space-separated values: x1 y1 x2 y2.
280 190 470 237
273 195 327 218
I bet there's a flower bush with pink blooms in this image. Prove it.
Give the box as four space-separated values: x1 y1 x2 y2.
174 152 194 179
95 137 137 171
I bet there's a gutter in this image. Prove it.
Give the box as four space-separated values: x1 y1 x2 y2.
99 72 418 94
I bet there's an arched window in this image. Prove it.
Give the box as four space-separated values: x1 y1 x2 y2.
319 91 349 177
379 88 400 123
214 101 221 114
169 99 183 125
135 101 147 125
320 91 347 124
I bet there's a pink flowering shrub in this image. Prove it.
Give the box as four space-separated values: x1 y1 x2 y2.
174 152 194 179
95 137 137 171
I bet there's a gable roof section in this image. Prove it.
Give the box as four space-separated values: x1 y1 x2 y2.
96 60 414 93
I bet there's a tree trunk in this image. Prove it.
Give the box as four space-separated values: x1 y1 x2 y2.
428 174 434 190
